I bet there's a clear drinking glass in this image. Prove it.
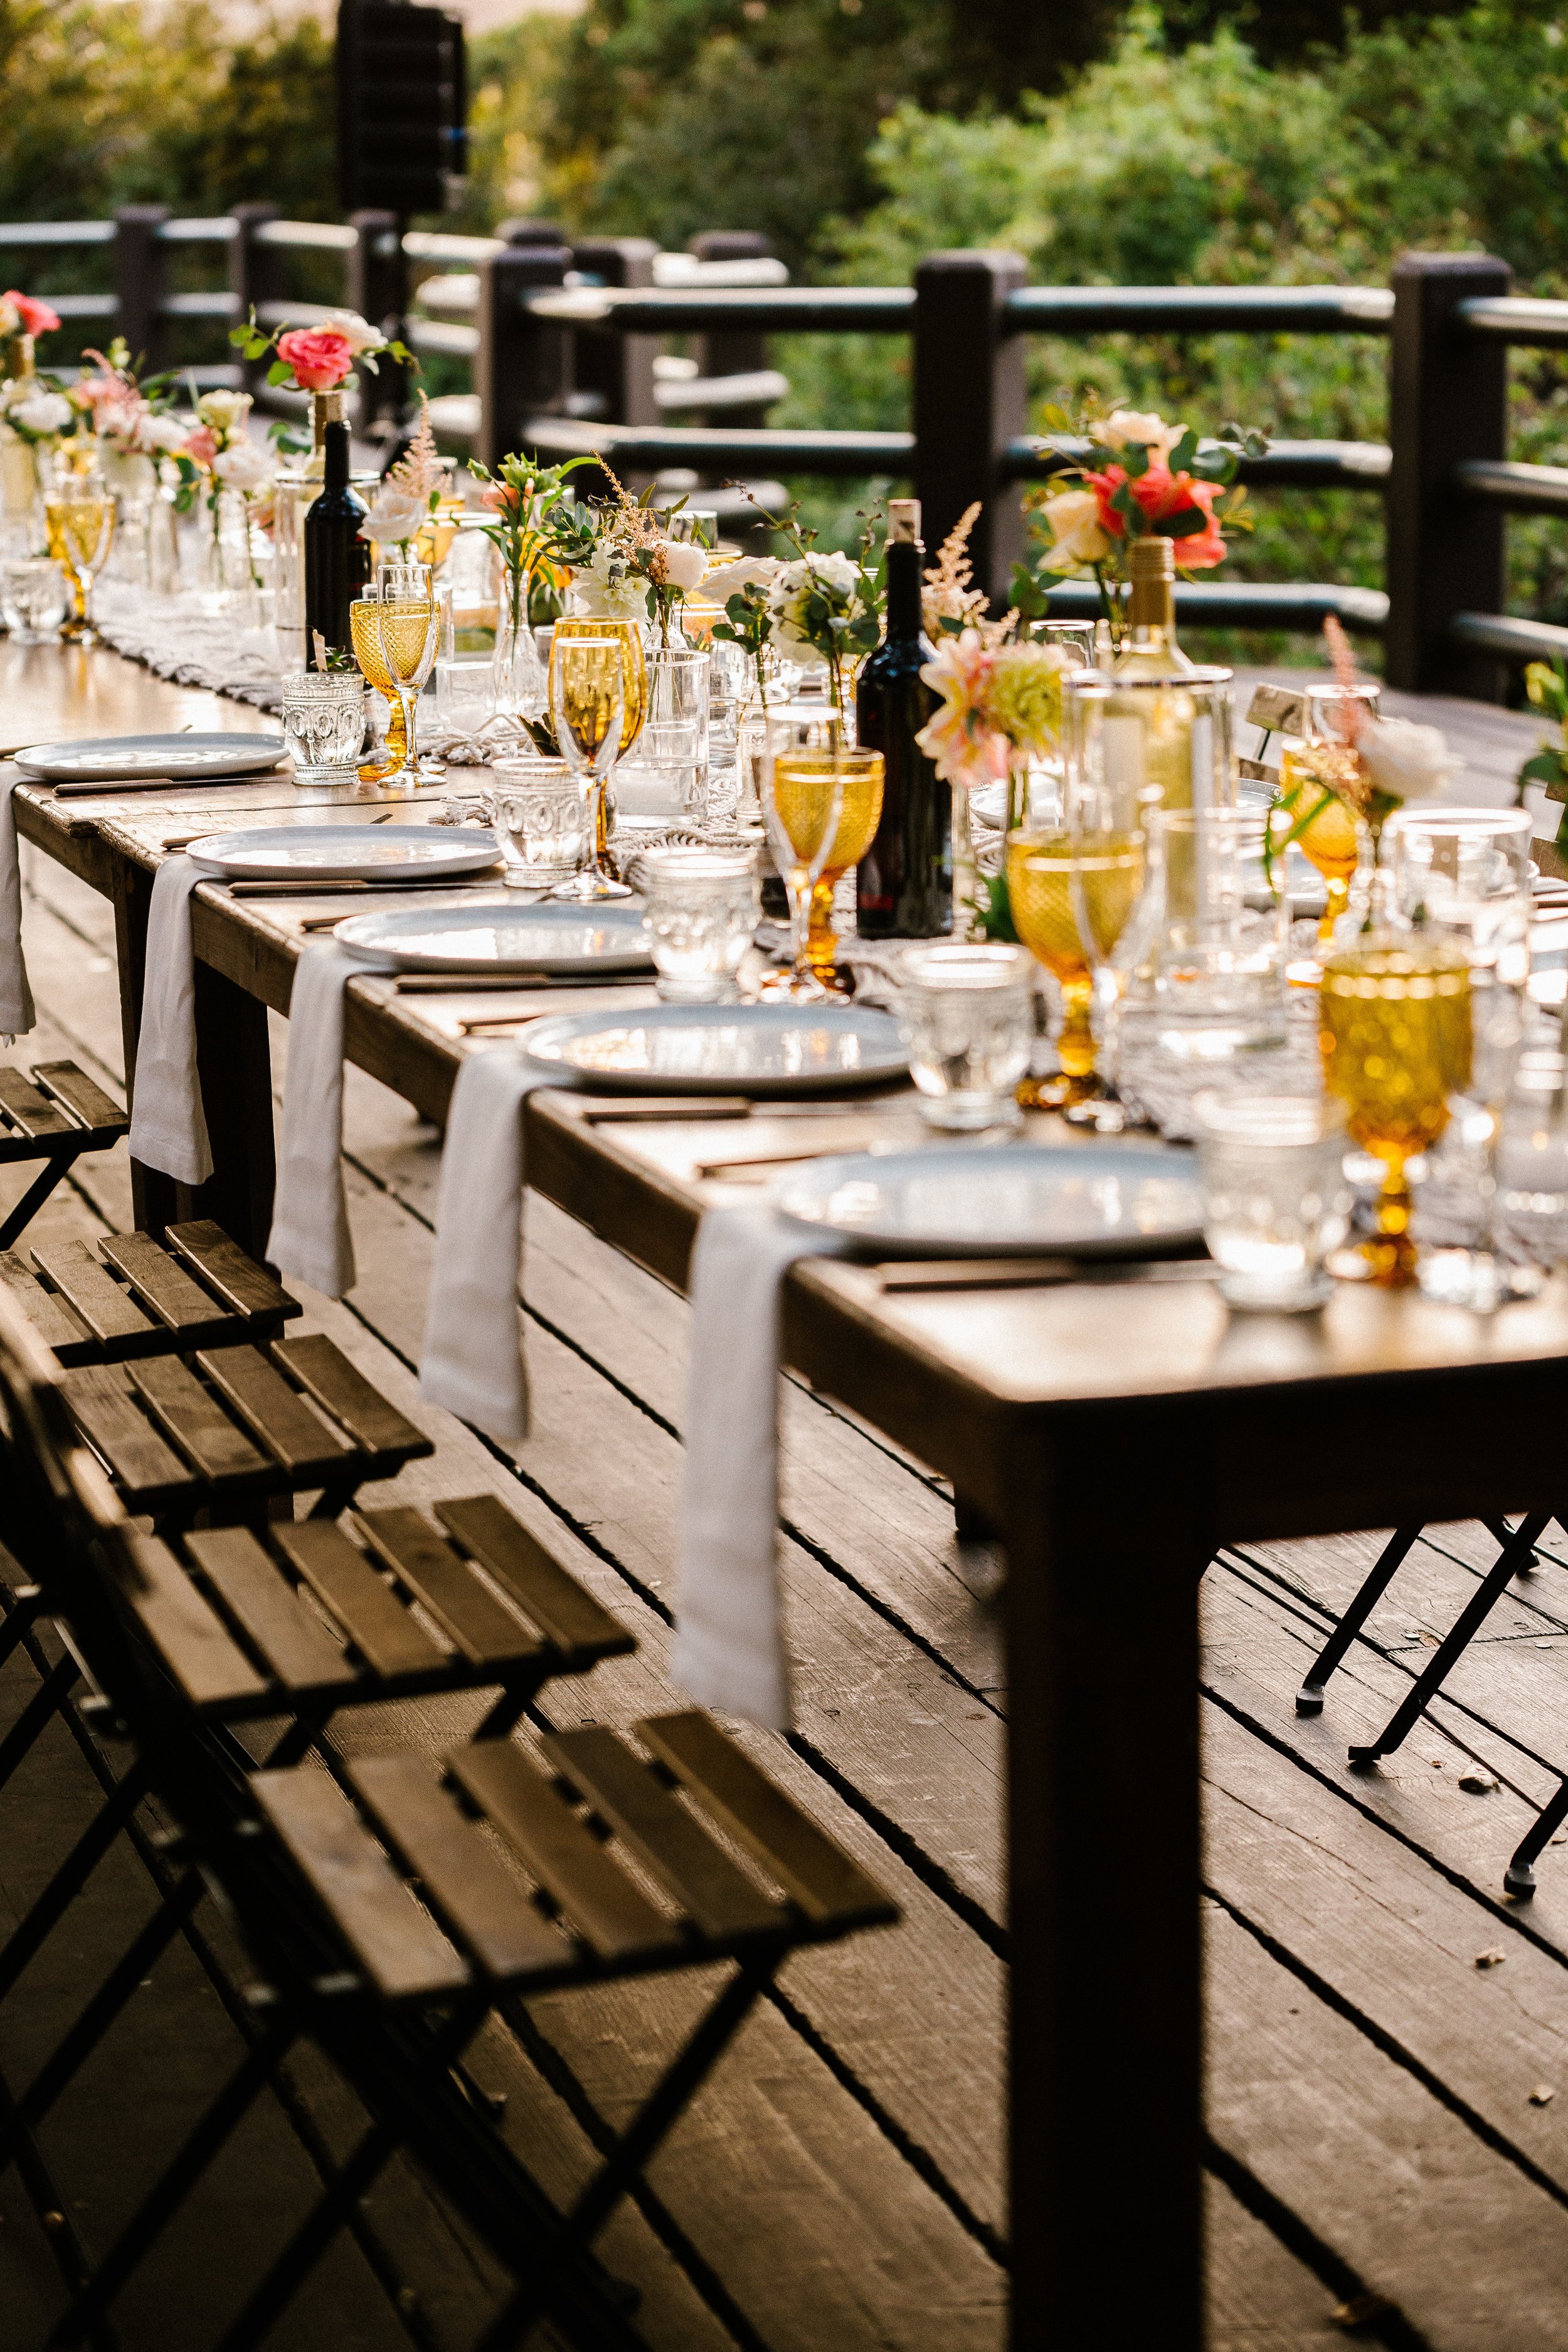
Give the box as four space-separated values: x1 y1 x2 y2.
899 943 1036 1130
485 758 592 891
639 847 760 1002
617 646 711 820
1147 807 1290 1061
1194 1092 1352 1311
43 472 115 644
549 632 633 902
434 654 498 737
1067 665 1237 825
0 556 68 642
280 670 366 788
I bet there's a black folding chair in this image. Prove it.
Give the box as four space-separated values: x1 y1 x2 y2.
0 1284 899 2349
0 1061 127 1253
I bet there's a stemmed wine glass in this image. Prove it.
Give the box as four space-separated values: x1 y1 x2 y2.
550 633 632 901
44 472 115 645
759 746 849 1002
351 563 441 788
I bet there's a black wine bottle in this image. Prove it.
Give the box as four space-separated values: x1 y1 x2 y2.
855 499 950 937
304 395 371 657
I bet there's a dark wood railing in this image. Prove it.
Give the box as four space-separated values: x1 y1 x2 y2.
4 216 1568 699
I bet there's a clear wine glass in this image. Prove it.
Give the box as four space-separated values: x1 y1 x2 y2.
759 746 848 1002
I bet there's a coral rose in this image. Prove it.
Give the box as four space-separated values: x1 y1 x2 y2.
1088 463 1228 569
3 293 60 339
276 329 354 391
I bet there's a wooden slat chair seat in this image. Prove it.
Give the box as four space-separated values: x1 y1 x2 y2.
0 1282 898 2352
0 1217 300 1367
0 1061 128 1254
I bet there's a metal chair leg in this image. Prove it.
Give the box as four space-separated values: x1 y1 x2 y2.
0 1154 72 1251
0 1651 80 1793
1348 1512 1552 1766
1296 1524 1425 1715
477 1963 771 2352
43 2015 299 2348
1505 1777 1568 1899
0 1757 151 2003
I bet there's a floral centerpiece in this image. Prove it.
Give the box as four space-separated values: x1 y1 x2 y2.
359 395 447 559
1019 404 1264 646
171 388 273 601
1518 657 1568 852
229 309 415 448
540 470 712 646
700 494 883 714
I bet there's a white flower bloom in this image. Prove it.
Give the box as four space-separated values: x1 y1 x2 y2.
1359 717 1461 805
1037 487 1113 575
656 539 709 593
10 391 72 437
314 310 385 356
766 551 864 658
195 388 252 435
702 555 779 601
144 412 192 453
358 485 428 545
1098 408 1183 457
571 543 650 623
213 440 272 492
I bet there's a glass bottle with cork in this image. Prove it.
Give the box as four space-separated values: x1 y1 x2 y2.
855 497 951 938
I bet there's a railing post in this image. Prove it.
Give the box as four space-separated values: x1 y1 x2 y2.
571 236 659 433
349 208 408 437
689 230 772 426
473 242 571 470
913 249 1027 612
1386 250 1512 701
228 203 281 398
113 205 169 372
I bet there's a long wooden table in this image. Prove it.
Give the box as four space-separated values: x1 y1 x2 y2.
12 640 1568 2351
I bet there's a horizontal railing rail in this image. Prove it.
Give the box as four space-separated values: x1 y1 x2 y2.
9 208 1568 696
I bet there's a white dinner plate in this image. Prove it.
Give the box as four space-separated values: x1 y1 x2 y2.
775 1142 1205 1258
14 732 287 782
335 901 654 975
521 1002 908 1095
186 825 501 882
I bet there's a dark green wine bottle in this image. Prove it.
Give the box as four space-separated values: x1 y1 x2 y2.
855 499 951 938
304 392 371 657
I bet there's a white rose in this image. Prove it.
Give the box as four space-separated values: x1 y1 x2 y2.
1359 717 1461 805
11 391 72 436
214 441 272 491
1098 408 1182 457
196 388 252 434
656 539 709 593
702 556 779 601
314 310 384 356
359 485 428 544
145 412 191 453
1037 486 1111 575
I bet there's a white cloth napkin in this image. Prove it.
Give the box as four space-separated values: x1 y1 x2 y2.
267 938 360 1298
674 1204 857 1730
0 769 36 1039
418 1044 548 1448
127 856 213 1187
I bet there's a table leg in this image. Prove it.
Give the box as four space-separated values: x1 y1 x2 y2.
1003 1416 1209 2350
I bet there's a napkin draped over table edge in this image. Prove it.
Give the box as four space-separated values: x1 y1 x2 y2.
0 770 37 1039
674 1204 857 1731
267 937 359 1298
126 854 213 1187
418 1043 548 1449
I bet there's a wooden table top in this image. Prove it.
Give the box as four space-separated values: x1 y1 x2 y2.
13 638 1568 1532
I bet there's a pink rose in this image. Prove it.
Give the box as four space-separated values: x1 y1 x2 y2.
276 329 354 392
1088 461 1229 571
482 481 520 512
182 426 218 467
4 292 60 339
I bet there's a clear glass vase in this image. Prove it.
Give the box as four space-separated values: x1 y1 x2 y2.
492 584 547 723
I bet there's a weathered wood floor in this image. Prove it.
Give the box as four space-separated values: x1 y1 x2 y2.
8 839 1568 2349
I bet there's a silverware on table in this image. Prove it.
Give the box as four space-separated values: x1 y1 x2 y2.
394 971 651 994
875 1256 1219 1294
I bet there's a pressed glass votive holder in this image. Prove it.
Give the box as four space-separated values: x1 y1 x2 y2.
1194 1091 1350 1311
0 556 68 642
485 758 592 891
899 943 1035 1130
638 847 760 1002
280 670 366 788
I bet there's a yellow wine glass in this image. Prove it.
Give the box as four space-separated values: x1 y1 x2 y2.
1269 681 1380 955
350 563 440 788
1320 936 1472 1286
759 750 851 1002
44 474 115 645
762 706 884 990
549 632 635 901
1006 829 1147 1110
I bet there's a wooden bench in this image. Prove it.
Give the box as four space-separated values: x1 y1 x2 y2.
0 1059 128 1251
